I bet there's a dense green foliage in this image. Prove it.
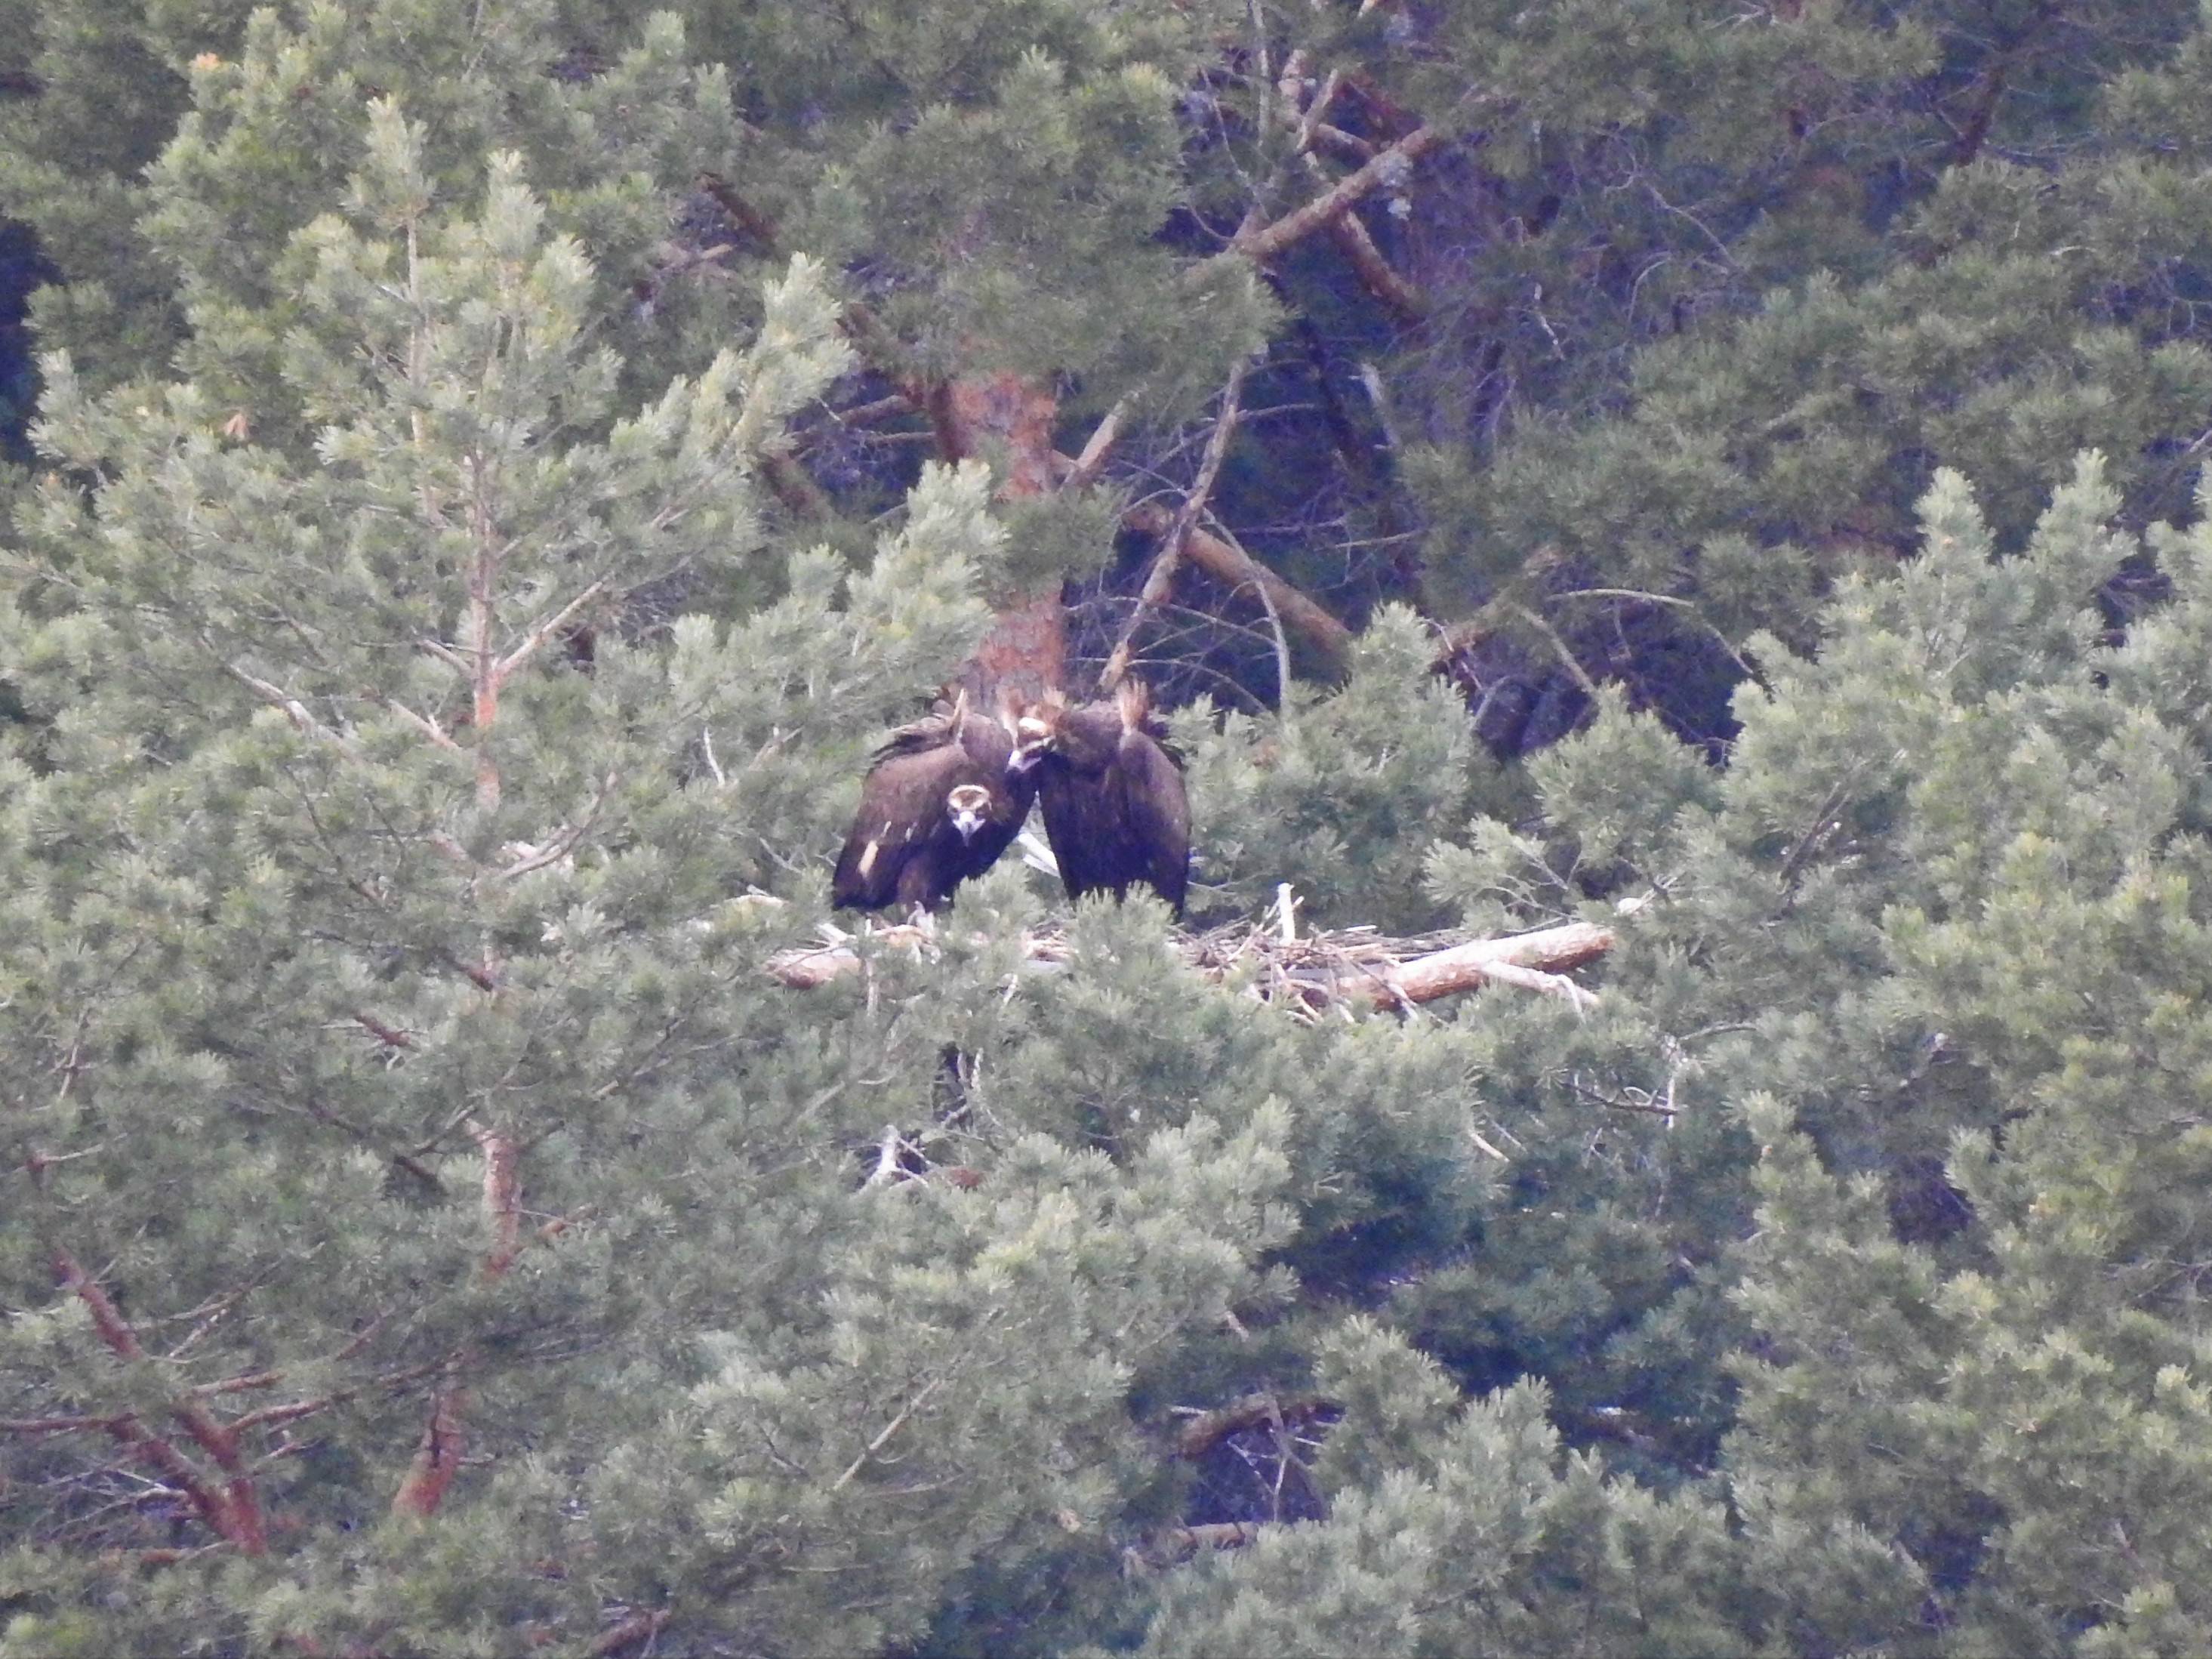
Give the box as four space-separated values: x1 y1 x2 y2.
8 2 2212 1654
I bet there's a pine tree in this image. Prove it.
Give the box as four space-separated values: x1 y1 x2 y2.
14 2 2212 1654
1419 458 2212 1653
0 95 1294 1653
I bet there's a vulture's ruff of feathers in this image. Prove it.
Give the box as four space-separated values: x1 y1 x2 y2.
1027 681 1190 917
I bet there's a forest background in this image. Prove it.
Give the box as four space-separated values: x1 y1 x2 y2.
7 1 2212 1654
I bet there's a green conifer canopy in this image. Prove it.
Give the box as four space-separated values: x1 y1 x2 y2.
7 2 2212 1654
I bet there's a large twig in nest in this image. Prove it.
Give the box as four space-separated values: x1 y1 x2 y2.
766 911 1622 1011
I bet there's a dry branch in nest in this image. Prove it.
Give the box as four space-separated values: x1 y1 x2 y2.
765 905 1625 1016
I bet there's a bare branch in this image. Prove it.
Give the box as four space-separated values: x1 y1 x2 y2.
1150 1521 1268 1562
833 1377 944 1491
1508 602 1604 703
1173 1392 1335 1459
495 773 615 881
493 578 608 689
1104 361 1250 690
1225 125 1447 266
1061 398 1131 493
227 667 355 757
380 698 464 753
1379 918 1616 1007
1551 586 1773 693
1329 213 1425 319
1119 497 1353 677
54 1251 268 1554
353 1011 414 1050
415 637 470 676
589 1611 673 1657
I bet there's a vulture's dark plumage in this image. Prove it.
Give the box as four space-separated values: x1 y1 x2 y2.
833 692 1036 913
1016 680 1189 915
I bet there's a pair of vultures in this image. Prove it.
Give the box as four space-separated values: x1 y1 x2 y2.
833 680 1189 918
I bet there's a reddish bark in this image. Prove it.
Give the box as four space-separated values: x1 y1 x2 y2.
388 1380 467 1521
54 1251 269 1555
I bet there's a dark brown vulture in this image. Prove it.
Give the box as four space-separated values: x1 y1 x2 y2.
832 691 1037 913
1015 680 1189 916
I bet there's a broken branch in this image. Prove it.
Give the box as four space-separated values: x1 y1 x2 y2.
1225 125 1446 266
493 578 608 689
1102 360 1251 690
1119 496 1353 677
1174 1391 1336 1459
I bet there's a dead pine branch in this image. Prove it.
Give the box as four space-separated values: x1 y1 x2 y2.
1273 55 1426 319
227 666 357 760
1328 211 1426 319
833 1377 945 1491
1117 496 1354 677
1102 359 1252 691
1060 397 1131 494
1172 1391 1337 1460
1222 124 1447 267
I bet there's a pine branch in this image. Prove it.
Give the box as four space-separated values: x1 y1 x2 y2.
678 182 1357 679
1224 125 1447 266
470 1121 522 1281
1329 212 1425 319
228 666 357 757
833 1377 944 1490
53 1251 269 1554
1551 587 1772 692
1172 1391 1336 1458
2 1412 125 1435
465 455 502 813
390 1124 519 1519
1277 58 1425 318
494 772 615 880
415 637 470 676
378 698 464 752
492 578 608 689
1508 601 1604 704
353 1011 414 1049
1117 495 1354 676
226 1355 455 1435
1148 1521 1267 1562
761 449 836 519
1103 361 1251 689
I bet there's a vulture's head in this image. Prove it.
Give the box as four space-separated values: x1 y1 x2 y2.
1009 692 1065 776
946 783 996 842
